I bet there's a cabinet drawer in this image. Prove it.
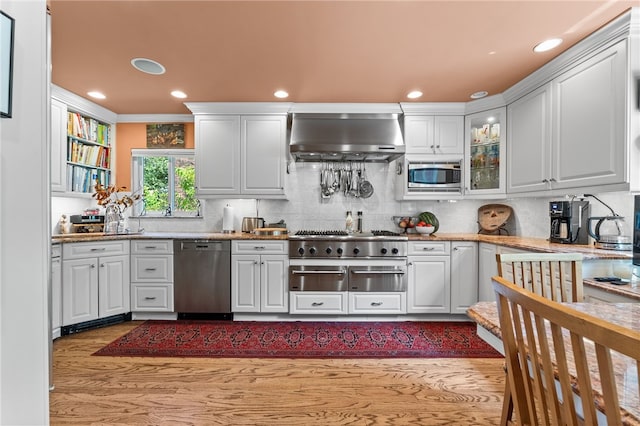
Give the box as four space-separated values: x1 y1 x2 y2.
289 292 347 314
63 240 130 259
131 284 174 311
131 255 173 282
232 240 288 255
131 240 173 254
348 292 406 314
408 241 450 255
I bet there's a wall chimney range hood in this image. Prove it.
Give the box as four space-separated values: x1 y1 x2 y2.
289 113 405 162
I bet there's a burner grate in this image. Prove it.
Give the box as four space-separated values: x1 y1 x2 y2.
371 230 401 237
295 230 348 236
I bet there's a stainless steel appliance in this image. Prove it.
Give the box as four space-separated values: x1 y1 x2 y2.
406 159 462 193
241 217 265 233
289 113 405 162
587 215 632 251
174 240 231 315
289 230 408 292
549 200 590 244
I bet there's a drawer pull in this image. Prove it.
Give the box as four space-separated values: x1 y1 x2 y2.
370 302 383 306
145 268 157 271
144 296 157 300
422 247 435 251
292 270 346 275
351 270 404 275
144 246 157 249
311 302 324 306
254 246 266 250
90 247 106 252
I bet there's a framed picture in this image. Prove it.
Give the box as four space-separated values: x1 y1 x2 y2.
146 123 185 148
0 11 14 118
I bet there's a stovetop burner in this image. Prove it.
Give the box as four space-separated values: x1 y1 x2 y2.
294 230 402 237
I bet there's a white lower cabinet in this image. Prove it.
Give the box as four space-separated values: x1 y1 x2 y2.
477 242 499 302
450 241 478 314
130 240 174 312
62 241 130 326
231 241 289 313
289 291 347 314
407 241 451 313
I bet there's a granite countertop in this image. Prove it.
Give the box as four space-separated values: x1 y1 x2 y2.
52 231 289 242
468 301 640 425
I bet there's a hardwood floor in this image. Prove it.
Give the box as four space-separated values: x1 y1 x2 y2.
50 321 505 425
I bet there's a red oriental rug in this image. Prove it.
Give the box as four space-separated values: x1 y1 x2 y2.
93 320 502 359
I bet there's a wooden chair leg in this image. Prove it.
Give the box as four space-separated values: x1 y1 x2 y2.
500 370 513 425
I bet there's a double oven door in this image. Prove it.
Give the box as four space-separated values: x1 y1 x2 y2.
289 259 407 292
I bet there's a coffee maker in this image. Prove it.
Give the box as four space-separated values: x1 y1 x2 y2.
549 200 590 244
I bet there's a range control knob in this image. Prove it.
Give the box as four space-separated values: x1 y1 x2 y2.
336 247 344 255
380 248 388 255
391 248 399 254
309 247 317 255
325 247 332 254
353 247 360 255
298 247 305 255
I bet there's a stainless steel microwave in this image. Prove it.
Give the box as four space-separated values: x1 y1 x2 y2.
407 160 462 192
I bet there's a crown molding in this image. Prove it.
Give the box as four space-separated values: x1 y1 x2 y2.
117 114 193 123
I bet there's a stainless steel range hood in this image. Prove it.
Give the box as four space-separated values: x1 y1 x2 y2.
289 113 405 162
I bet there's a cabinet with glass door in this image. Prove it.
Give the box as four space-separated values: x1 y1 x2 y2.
464 107 506 196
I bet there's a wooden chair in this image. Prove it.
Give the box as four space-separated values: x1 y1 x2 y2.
495 252 584 424
492 275 640 425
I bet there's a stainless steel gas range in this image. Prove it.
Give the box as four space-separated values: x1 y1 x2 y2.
288 230 408 293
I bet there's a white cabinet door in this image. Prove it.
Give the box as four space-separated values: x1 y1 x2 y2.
477 243 498 302
434 116 464 154
407 255 450 313
98 254 130 318
231 255 261 312
195 115 241 195
50 98 67 193
242 116 286 196
450 242 478 314
404 116 435 154
551 41 627 190
507 83 552 193
260 255 289 312
62 258 99 326
51 256 62 336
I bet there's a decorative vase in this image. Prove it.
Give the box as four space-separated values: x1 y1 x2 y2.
105 205 123 234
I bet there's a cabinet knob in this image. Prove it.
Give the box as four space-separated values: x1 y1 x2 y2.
549 178 557 182
542 179 549 183
436 145 440 148
90 264 96 268
100 263 105 267
254 261 258 265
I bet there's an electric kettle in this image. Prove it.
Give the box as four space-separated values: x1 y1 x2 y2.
241 217 265 233
587 216 632 251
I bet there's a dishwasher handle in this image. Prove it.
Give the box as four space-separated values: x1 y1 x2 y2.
177 240 229 251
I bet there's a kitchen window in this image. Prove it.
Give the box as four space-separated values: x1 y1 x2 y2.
131 149 200 217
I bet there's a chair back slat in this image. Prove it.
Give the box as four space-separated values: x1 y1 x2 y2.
493 276 640 425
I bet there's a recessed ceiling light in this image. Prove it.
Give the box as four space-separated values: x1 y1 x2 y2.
171 90 187 99
407 91 423 99
470 91 488 99
533 38 563 53
87 91 106 100
274 90 289 99
131 57 166 75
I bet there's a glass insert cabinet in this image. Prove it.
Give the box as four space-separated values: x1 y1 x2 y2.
464 107 506 196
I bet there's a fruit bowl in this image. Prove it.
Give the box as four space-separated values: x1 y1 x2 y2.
395 216 416 233
415 225 435 235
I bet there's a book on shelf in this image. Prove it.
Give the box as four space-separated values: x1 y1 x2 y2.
66 165 110 193
67 112 110 146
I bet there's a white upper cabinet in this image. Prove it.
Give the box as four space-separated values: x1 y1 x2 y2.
504 6 639 196
187 103 291 199
403 115 464 155
507 84 553 193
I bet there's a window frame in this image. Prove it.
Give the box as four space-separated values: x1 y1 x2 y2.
131 148 199 218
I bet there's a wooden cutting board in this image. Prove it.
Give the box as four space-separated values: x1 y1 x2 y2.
253 228 288 236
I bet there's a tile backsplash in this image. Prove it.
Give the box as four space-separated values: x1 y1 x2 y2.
52 162 636 242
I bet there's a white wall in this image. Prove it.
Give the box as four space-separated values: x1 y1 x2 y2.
0 1 50 424
128 161 635 242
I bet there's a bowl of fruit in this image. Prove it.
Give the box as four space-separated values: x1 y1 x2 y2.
415 212 439 235
396 216 416 233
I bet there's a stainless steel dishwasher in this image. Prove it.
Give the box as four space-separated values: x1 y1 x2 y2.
174 240 231 315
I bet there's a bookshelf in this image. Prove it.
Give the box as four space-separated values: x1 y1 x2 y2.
65 111 112 193
51 85 117 196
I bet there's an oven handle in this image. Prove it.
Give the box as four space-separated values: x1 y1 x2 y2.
291 269 347 275
350 270 405 275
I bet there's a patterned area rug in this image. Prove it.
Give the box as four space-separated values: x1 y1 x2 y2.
93 321 502 359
